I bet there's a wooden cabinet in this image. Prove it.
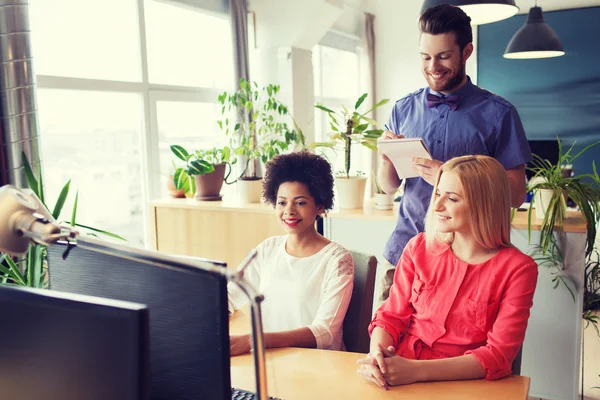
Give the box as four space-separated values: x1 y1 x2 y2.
149 198 285 269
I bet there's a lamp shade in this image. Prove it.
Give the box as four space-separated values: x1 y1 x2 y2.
420 0 518 25
504 7 565 59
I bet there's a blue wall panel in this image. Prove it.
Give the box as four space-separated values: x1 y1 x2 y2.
478 7 600 176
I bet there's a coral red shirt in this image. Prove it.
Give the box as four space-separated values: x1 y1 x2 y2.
369 233 538 380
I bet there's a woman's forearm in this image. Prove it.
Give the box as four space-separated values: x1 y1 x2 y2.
369 327 395 353
264 327 317 349
416 354 486 382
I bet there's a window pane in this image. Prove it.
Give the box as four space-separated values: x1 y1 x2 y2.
30 0 142 81
145 0 234 89
320 46 359 100
37 89 145 246
155 100 228 197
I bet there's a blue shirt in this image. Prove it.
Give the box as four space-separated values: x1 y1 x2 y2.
383 77 532 266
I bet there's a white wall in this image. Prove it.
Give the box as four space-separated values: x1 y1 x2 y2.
372 0 479 128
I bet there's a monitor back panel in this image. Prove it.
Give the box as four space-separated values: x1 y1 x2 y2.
0 285 149 400
48 239 231 400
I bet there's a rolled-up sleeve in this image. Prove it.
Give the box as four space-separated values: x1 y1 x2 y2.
308 252 354 349
369 237 418 348
465 261 538 380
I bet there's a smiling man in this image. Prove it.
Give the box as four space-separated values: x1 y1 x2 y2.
376 4 532 304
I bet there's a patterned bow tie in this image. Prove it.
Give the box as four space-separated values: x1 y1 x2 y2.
426 93 460 111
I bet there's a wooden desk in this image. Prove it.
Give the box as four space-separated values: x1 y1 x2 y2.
229 311 531 400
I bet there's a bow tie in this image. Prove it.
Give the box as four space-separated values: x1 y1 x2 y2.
426 93 460 111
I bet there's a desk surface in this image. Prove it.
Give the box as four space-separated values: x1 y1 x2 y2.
229 311 531 400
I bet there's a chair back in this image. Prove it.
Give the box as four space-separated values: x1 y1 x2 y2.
512 345 523 375
343 251 377 354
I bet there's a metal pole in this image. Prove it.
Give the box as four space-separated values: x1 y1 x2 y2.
0 0 41 188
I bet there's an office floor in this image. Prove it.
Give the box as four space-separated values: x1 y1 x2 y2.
527 312 600 400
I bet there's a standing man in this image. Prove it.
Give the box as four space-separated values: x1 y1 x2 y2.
376 4 532 303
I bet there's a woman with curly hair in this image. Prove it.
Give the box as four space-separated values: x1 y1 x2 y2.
228 151 354 355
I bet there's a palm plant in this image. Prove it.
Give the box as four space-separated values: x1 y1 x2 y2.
311 93 388 178
0 153 125 289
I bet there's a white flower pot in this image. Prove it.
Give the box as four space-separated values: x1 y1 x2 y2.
534 188 555 220
374 193 395 210
335 176 367 209
237 179 262 203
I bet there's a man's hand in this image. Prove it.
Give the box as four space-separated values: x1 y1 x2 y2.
230 334 251 356
379 130 404 163
412 157 443 186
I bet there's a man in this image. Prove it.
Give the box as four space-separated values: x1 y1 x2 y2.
376 4 532 304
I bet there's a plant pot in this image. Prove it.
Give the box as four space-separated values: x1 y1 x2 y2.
374 193 395 210
237 178 262 203
335 176 367 209
534 188 554 220
194 163 226 201
167 176 185 198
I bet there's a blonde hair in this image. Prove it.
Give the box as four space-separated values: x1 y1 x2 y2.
425 155 513 252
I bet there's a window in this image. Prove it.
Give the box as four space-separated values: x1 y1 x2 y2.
145 0 234 88
30 0 142 82
37 89 145 245
29 0 234 247
313 41 370 178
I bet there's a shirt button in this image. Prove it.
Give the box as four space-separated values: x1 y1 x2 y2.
437 140 441 144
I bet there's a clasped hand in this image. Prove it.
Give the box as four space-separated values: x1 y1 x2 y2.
357 345 420 389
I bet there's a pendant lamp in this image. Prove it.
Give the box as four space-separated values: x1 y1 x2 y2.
420 0 518 25
504 6 565 59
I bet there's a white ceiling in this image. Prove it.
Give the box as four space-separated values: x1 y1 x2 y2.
515 0 600 13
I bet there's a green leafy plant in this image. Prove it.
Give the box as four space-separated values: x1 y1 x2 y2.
527 138 600 258
217 79 305 180
0 153 125 289
311 93 389 179
170 145 232 196
526 138 600 334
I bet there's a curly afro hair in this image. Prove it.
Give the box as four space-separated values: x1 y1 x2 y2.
262 151 335 211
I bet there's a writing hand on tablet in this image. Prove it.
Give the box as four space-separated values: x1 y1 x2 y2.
379 126 404 163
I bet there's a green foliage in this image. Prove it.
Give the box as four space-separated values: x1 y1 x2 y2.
217 79 305 180
527 138 600 258
170 145 232 196
526 138 600 335
372 171 385 194
0 153 125 289
311 93 389 179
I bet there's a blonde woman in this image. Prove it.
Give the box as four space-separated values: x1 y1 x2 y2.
358 155 538 388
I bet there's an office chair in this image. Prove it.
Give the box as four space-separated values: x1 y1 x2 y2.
511 344 523 375
343 251 378 354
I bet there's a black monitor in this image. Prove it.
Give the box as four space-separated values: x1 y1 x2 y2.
526 140 560 180
0 285 149 400
47 237 231 400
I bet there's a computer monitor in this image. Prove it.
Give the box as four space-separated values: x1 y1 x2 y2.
526 140 560 180
0 285 149 400
47 236 231 400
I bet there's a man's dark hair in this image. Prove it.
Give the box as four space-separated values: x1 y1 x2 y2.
419 4 473 51
262 151 335 211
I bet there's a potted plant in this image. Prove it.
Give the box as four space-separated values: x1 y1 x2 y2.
311 93 389 209
0 153 124 289
170 145 232 201
373 171 395 210
217 79 305 203
527 138 600 257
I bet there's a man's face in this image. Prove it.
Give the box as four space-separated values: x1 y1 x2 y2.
419 32 472 94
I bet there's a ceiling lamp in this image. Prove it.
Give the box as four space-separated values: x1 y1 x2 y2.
504 6 565 59
420 0 519 25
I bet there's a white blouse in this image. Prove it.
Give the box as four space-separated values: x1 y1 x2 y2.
228 235 354 350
